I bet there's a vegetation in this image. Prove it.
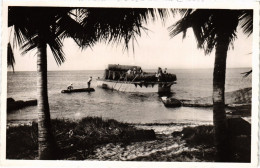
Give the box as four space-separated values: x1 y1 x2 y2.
179 125 251 162
7 118 250 162
180 125 215 147
7 117 155 160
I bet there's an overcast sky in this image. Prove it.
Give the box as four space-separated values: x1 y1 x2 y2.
8 14 252 71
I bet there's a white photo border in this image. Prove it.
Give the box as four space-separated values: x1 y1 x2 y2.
1 0 259 167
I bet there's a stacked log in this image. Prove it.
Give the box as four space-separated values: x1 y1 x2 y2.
108 64 141 71
103 64 177 82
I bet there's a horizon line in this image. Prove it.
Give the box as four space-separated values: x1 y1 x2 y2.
7 67 252 72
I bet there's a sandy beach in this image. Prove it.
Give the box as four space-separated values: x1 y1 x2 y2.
87 124 215 161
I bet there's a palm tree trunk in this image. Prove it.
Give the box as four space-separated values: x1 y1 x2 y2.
213 36 231 162
37 32 57 160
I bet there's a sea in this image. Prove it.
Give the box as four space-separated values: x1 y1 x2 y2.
7 68 252 125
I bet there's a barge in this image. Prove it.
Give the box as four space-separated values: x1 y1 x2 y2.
97 64 177 93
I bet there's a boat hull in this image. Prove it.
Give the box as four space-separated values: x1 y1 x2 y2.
97 79 174 93
61 88 95 93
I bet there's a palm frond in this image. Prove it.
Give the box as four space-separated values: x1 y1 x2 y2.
47 35 66 65
169 9 242 54
241 69 252 77
13 26 29 47
80 8 168 51
20 35 38 55
7 43 15 71
10 7 170 62
239 10 253 36
55 9 86 46
9 7 75 66
20 30 65 65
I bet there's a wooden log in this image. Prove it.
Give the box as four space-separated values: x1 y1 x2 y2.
108 64 141 71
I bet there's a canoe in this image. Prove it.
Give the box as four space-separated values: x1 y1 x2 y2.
61 88 95 93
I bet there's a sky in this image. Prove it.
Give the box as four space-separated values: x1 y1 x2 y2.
8 13 252 71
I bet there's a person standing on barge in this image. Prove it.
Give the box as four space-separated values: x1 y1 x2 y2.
157 67 163 81
87 77 92 88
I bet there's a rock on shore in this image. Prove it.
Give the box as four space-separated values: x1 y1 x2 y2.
7 98 37 112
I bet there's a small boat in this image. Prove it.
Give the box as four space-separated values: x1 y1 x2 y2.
97 64 177 93
161 97 182 107
61 88 95 93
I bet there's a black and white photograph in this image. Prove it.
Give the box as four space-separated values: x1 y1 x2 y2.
1 1 259 167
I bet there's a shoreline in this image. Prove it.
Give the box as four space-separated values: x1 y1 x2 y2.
6 119 213 132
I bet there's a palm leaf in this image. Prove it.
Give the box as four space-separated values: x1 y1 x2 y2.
169 9 243 54
241 69 252 77
9 7 76 65
238 10 253 36
9 7 169 64
47 34 66 65
80 8 168 50
7 43 15 71
55 8 86 46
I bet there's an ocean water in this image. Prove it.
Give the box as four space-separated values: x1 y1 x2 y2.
7 68 251 124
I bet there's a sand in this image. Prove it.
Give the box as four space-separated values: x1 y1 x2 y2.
86 124 215 161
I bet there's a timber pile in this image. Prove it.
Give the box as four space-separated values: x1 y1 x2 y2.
108 64 142 71
104 64 177 82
